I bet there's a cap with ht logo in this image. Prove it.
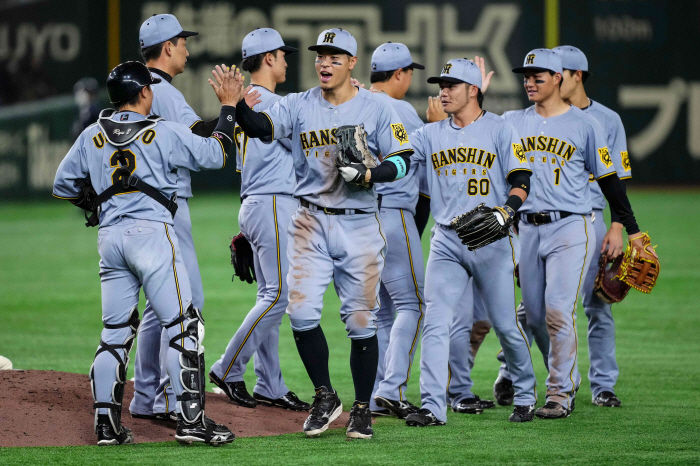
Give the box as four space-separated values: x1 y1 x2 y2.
242 28 298 58
427 58 482 89
552 45 591 76
512 48 563 74
371 42 425 72
308 28 357 56
140 14 198 49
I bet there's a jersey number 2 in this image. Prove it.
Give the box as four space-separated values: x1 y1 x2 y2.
110 150 137 188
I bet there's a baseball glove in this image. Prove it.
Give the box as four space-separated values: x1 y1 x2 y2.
594 254 631 304
230 232 256 284
450 203 514 251
615 232 660 293
334 124 377 189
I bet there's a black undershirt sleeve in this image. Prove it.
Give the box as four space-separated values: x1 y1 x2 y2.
210 105 236 157
597 174 639 235
608 179 626 224
368 153 413 183
235 99 273 139
504 170 531 212
190 119 218 137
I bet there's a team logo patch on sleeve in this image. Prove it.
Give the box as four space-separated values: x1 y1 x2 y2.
512 143 526 163
391 123 409 145
598 147 613 168
621 151 631 171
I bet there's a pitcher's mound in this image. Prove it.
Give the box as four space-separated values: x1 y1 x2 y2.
0 370 350 447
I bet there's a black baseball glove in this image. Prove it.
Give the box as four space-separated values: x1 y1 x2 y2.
450 203 514 251
334 124 377 189
230 232 256 284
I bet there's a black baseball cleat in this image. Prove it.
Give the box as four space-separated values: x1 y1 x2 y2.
303 387 343 437
346 401 374 439
373 396 420 419
96 415 134 446
509 404 535 422
535 401 571 419
175 415 235 446
209 371 257 408
593 391 621 407
254 391 311 411
452 398 483 414
130 411 177 424
371 408 392 417
493 375 515 406
405 408 446 427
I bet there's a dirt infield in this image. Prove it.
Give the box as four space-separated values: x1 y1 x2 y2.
0 370 350 447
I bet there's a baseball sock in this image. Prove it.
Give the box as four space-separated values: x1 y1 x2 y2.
293 325 332 392
350 335 379 403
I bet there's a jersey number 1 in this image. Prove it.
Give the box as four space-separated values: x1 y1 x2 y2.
553 168 561 186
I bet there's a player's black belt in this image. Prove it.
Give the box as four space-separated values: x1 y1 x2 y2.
300 198 373 215
519 211 573 226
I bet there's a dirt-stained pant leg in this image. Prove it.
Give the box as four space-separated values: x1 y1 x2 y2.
374 208 424 407
581 210 619 398
521 215 594 410
371 283 395 411
420 227 471 422
210 195 297 399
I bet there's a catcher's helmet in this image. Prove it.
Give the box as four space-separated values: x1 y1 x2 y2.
106 61 161 104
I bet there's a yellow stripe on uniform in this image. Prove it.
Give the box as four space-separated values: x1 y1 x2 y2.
509 236 537 401
222 197 282 379
164 383 171 413
374 213 387 307
567 216 589 405
398 209 424 401
210 135 226 168
261 112 275 140
164 224 185 347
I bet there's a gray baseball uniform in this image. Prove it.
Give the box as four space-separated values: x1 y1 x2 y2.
259 86 412 338
371 93 425 410
503 104 614 409
412 112 537 422
210 85 296 399
130 70 204 417
53 110 225 425
581 99 632 398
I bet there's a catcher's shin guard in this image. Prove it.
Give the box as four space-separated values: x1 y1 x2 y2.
91 306 140 435
165 304 206 424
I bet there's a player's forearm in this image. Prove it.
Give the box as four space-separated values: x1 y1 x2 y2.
608 178 626 224
504 170 531 212
190 119 218 137
211 105 236 157
597 174 640 235
235 99 273 139
368 153 412 183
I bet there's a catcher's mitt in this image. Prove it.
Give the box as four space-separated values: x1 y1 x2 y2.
615 232 660 293
594 254 631 304
334 124 377 189
230 232 256 284
450 203 514 251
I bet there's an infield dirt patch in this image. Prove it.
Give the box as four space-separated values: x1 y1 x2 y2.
0 370 350 447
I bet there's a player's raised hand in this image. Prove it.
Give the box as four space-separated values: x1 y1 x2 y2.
243 85 262 109
426 96 448 122
209 64 242 107
351 78 365 89
474 55 494 93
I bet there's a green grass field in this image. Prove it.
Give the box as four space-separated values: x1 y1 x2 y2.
1 190 699 465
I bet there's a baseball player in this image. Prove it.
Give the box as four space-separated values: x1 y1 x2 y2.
553 45 632 407
52 61 241 445
235 28 414 439
506 49 647 419
208 28 310 412
343 42 425 419
404 59 537 427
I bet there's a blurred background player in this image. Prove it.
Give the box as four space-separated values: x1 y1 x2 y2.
553 45 632 407
354 42 425 419
53 60 241 445
405 59 537 427
507 49 646 419
71 77 101 139
209 28 310 412
235 28 414 439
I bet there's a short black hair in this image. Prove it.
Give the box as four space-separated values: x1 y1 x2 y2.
114 87 147 110
142 37 181 63
477 89 484 108
563 69 589 84
370 67 411 84
241 50 279 74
